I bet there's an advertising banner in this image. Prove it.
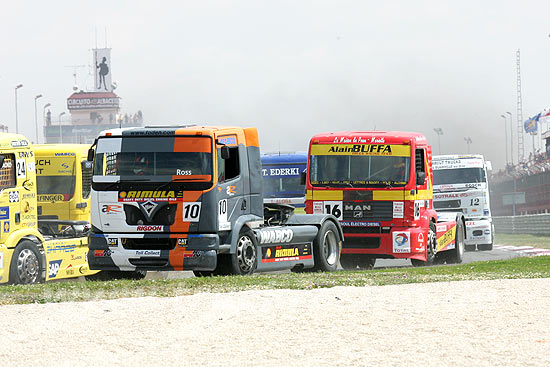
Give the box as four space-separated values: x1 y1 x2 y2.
94 48 113 92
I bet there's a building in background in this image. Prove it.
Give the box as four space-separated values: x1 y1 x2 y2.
44 48 143 144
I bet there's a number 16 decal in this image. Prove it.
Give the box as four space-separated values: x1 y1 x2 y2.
182 202 202 222
324 201 343 220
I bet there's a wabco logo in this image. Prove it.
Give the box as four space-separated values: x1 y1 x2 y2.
259 228 294 244
136 225 163 231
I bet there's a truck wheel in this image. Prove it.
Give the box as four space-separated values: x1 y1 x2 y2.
411 222 436 267
9 240 45 284
446 220 465 264
85 270 147 281
225 228 257 275
312 221 341 272
477 244 493 251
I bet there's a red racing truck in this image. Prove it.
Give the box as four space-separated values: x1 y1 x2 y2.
305 131 465 269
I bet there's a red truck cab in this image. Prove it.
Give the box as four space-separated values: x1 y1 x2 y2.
305 131 464 269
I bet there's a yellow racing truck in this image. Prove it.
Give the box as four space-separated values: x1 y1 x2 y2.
34 144 92 222
0 134 98 284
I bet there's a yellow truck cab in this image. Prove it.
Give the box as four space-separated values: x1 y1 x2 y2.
0 135 98 284
34 144 92 222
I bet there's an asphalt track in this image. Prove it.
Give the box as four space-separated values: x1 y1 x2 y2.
147 245 525 279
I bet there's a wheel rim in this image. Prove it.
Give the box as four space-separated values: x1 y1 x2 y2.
236 235 256 273
322 229 338 266
16 249 39 284
428 226 436 259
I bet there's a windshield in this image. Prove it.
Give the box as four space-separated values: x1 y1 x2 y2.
433 167 486 185
309 144 411 187
262 164 305 197
36 176 76 200
93 136 213 184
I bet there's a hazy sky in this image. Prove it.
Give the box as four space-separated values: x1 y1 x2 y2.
1 1 550 170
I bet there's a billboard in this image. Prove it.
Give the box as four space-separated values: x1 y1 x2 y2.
94 48 113 92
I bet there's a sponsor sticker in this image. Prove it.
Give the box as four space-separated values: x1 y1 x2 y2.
313 201 324 214
94 249 112 257
340 221 380 227
134 250 161 256
258 228 294 244
9 191 19 203
3 222 9 233
102 204 123 214
136 225 163 231
177 238 188 247
393 201 404 219
48 260 63 278
119 190 183 202
392 231 411 253
0 207 9 220
218 199 231 231
107 238 118 246
261 243 312 263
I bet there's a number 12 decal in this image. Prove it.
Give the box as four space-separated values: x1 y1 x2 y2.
182 202 202 222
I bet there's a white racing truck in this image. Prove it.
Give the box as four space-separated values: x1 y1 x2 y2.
432 154 493 251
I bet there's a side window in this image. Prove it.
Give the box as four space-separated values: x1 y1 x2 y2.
415 148 426 186
0 154 16 190
218 147 240 182
81 160 93 199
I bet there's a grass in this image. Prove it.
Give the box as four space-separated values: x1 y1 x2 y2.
1 256 550 305
495 233 550 249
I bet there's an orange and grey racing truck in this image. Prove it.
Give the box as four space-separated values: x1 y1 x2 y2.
305 131 465 269
87 126 342 277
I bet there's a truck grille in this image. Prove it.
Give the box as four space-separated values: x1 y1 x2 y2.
124 204 177 225
434 200 461 209
343 201 393 221
343 237 380 249
121 238 176 250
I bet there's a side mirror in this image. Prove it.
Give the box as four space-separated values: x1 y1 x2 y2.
87 148 94 162
221 146 230 160
0 155 4 169
416 171 425 186
300 171 306 185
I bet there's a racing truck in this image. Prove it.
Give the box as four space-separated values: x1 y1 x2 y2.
87 126 342 276
261 152 307 213
0 133 99 284
305 131 465 269
432 154 493 251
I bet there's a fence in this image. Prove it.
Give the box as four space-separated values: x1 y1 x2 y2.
493 214 550 235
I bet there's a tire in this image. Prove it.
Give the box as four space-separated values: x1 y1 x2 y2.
340 254 375 270
478 243 493 251
411 222 436 267
312 221 341 272
224 228 258 275
193 270 215 277
446 219 465 264
85 270 147 281
9 240 45 284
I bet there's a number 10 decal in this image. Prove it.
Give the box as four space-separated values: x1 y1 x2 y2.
324 201 343 220
182 202 202 222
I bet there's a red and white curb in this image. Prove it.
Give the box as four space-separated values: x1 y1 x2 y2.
494 245 550 256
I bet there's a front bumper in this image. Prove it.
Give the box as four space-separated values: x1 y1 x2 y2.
465 219 493 245
87 233 219 271
341 226 428 261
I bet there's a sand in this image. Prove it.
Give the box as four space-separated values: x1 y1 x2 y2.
1 278 550 366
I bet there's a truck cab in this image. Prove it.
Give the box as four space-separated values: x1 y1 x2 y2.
88 126 342 275
34 144 93 222
305 131 465 269
432 154 493 250
0 134 98 284
261 152 307 213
